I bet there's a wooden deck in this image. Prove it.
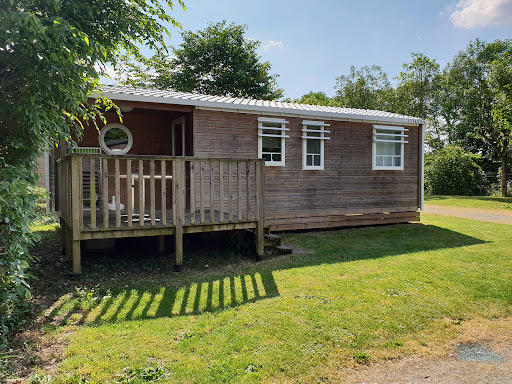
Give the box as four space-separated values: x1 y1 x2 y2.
79 208 259 241
56 154 266 274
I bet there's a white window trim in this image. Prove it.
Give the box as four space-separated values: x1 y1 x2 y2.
372 125 407 171
302 121 330 170
99 123 133 155
258 117 289 167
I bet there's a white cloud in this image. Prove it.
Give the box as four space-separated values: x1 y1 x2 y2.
94 63 123 85
450 0 512 28
262 40 284 51
95 63 119 78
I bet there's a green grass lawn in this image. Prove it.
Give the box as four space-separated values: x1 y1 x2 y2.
426 195 512 210
21 214 512 383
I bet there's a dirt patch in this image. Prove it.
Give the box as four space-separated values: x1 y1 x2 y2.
341 317 512 384
6 328 70 382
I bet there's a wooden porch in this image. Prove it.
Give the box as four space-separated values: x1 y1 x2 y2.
55 154 266 274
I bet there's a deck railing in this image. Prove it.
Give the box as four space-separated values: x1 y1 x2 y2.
57 154 265 273
57 154 265 233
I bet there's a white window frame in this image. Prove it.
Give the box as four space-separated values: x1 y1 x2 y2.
99 123 133 155
372 125 408 171
302 120 331 170
258 117 289 167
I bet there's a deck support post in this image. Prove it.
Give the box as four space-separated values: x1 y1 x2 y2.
65 224 72 261
60 218 66 255
174 226 183 271
255 160 265 260
159 235 166 255
72 240 81 274
70 155 82 274
174 159 184 271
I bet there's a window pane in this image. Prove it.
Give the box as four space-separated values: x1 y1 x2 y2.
262 136 281 153
376 129 401 137
384 156 393 166
272 153 281 161
104 127 129 152
262 122 282 128
376 141 398 156
377 133 395 141
395 141 402 154
306 138 320 154
306 125 321 137
307 155 313 166
376 156 383 166
394 156 401 166
262 153 271 161
314 155 320 166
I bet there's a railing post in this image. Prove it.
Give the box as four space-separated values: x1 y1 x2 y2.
150 160 156 226
70 155 82 274
161 160 167 225
138 160 144 227
115 158 121 228
255 160 265 260
102 159 109 229
90 158 96 230
174 158 185 271
190 161 196 224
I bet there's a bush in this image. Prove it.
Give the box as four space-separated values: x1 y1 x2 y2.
425 145 483 195
0 168 40 349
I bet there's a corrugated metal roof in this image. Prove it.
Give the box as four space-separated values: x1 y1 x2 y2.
95 85 424 125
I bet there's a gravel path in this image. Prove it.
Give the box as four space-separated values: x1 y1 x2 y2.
423 204 512 225
343 318 512 384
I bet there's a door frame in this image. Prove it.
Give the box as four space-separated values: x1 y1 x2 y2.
171 117 186 156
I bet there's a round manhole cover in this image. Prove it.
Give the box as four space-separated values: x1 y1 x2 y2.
456 343 506 363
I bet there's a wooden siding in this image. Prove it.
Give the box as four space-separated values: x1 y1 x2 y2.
79 110 193 157
193 109 421 231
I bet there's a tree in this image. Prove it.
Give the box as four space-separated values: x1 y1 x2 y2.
0 0 184 344
441 39 512 196
487 52 512 196
393 53 443 151
334 65 394 111
125 21 283 100
394 53 441 119
287 91 338 106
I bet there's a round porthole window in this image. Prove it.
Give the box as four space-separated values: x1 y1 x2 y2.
99 123 133 155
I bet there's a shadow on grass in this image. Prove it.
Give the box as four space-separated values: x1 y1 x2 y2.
40 222 486 326
43 270 279 326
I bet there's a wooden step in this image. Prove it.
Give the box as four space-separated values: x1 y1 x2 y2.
276 245 294 255
264 233 281 247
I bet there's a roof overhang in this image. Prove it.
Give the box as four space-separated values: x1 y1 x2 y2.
91 87 425 127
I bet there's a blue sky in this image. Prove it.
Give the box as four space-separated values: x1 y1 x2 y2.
130 0 512 100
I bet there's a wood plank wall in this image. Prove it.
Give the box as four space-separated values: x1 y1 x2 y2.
193 109 420 230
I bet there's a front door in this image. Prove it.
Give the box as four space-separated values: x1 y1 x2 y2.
171 117 185 156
